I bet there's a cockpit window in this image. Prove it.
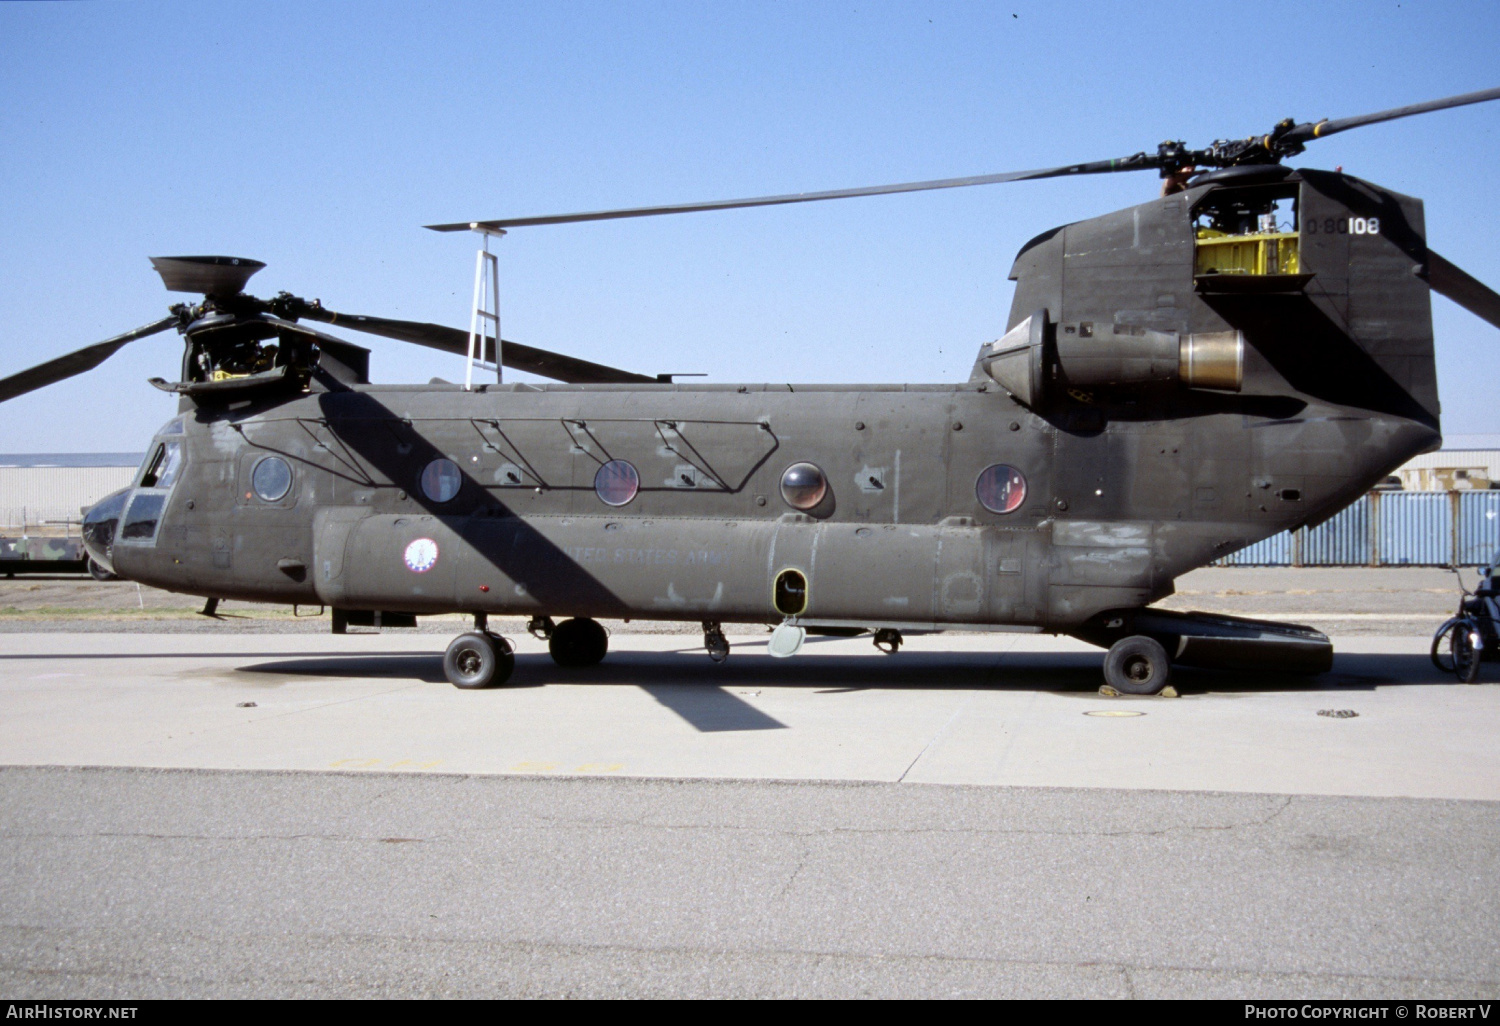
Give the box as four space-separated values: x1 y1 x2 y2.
157 419 185 436
139 442 183 489
121 493 166 541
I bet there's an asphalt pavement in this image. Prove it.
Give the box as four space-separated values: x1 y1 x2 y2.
2 767 1497 999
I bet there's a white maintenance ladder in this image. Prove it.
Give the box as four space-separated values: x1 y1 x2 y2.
465 224 506 389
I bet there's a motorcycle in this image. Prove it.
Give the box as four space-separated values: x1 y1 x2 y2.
1431 550 1500 683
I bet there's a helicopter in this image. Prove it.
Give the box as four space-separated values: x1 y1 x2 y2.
4 87 1499 696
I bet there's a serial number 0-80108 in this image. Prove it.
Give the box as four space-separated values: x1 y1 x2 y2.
1305 216 1380 235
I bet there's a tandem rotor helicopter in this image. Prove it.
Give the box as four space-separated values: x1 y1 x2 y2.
5 88 1499 694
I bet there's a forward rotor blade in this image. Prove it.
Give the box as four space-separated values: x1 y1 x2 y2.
426 155 1155 232
0 316 177 404
1427 251 1500 331
259 314 372 354
304 308 655 384
1283 86 1500 145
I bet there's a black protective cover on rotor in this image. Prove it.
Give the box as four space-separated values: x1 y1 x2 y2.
0 316 178 404
150 256 266 295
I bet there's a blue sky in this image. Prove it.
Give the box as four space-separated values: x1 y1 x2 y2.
1 0 1497 451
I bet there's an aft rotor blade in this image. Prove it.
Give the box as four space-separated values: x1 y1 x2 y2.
1283 86 1500 145
426 155 1155 232
1427 251 1500 331
305 308 655 384
0 316 177 404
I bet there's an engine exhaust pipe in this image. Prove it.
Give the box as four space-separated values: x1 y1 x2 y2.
1179 330 1243 392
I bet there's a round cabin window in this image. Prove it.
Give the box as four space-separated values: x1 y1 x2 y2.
251 456 292 502
779 462 828 511
976 464 1027 514
594 459 640 507
420 458 463 503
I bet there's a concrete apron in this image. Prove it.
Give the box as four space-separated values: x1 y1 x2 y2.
0 631 1494 802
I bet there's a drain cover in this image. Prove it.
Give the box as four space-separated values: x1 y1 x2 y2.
1318 709 1359 718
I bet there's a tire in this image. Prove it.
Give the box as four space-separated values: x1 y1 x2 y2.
489 633 516 685
1432 618 1459 673
1103 635 1171 696
549 617 608 667
1452 622 1483 684
444 631 513 689
87 558 118 582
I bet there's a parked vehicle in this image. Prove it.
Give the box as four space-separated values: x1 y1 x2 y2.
0 534 92 577
1431 551 1500 682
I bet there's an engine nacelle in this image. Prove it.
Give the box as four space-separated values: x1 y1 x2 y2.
980 310 1242 406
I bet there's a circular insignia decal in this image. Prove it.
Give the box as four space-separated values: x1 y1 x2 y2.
404 538 439 573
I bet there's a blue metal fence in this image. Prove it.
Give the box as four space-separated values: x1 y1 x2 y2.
1216 531 1295 566
1379 491 1451 566
1303 498 1370 565
1458 491 1500 566
1214 490 1500 567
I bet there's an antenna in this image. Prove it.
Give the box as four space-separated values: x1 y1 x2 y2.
466 224 506 389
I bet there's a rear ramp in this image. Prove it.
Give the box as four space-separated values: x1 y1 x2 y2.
1074 607 1334 675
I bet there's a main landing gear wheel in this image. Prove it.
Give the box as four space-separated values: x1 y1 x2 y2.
443 631 515 689
549 617 608 667
703 621 730 663
87 558 118 582
1102 635 1171 696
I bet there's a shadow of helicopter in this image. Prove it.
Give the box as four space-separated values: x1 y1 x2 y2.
232 648 1456 735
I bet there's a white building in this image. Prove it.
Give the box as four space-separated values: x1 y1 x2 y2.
1395 434 1500 491
0 454 142 531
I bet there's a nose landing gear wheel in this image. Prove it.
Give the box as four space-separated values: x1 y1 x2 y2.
1102 635 1171 696
444 631 515 689
548 617 609 667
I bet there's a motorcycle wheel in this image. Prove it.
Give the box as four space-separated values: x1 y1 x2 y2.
1453 622 1483 684
1432 618 1459 673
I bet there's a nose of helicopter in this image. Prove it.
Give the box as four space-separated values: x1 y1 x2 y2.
81 487 132 576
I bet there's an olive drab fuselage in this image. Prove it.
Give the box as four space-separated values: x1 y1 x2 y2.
92 168 1443 636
